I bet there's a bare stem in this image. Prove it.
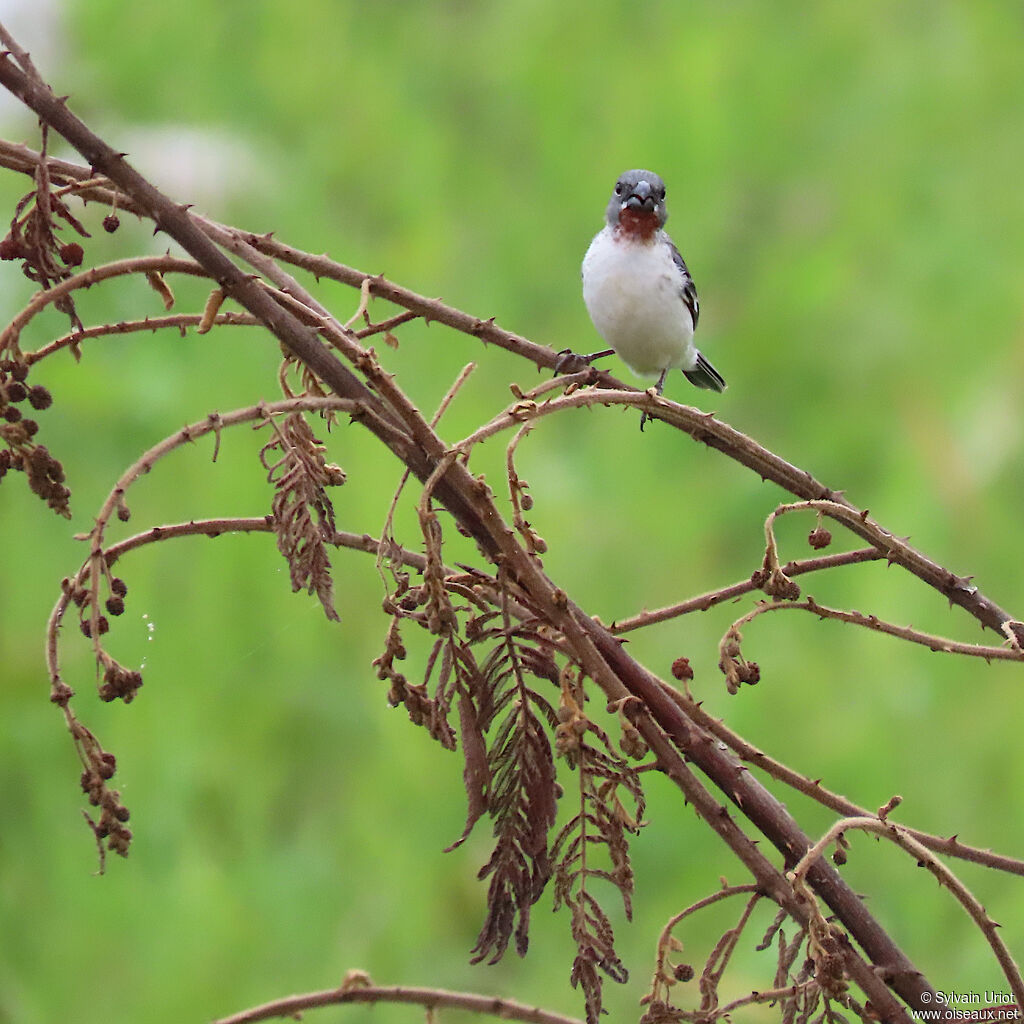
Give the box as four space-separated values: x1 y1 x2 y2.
212 981 586 1024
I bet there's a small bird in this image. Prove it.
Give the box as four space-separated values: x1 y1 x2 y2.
579 169 725 429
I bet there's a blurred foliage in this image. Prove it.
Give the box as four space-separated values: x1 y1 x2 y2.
1 1 1023 1022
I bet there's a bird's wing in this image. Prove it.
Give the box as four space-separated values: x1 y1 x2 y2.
667 238 699 329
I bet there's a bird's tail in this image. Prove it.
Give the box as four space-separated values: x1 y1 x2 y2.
683 351 727 392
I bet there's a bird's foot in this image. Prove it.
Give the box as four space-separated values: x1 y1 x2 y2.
638 372 669 432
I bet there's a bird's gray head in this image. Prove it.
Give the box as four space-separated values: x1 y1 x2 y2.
605 169 668 236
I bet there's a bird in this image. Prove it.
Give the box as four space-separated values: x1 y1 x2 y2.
578 169 725 430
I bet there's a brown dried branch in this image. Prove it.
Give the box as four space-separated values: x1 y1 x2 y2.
610 547 885 633
449 386 1014 634
667 682 1024 878
790 816 1024 1010
0 254 209 357
25 310 258 364
706 894 763 1007
507 422 547 558
643 884 762 1009
61 397 362 675
2 32 1016 1022
0 133 1009 645
0 139 1013 646
212 978 585 1024
45 398 361 862
717 597 1022 698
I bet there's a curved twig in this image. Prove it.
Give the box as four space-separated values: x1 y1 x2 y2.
720 596 1023 667
213 981 586 1024
790 816 1024 1009
669 684 1024 878
25 311 258 363
610 547 885 632
49 396 369 678
0 255 209 353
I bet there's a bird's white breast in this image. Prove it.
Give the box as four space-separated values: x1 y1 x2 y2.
581 227 696 378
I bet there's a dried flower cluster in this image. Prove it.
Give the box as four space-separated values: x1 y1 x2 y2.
0 357 67 514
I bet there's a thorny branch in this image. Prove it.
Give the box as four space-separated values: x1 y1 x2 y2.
0 23 1021 1024
212 974 586 1024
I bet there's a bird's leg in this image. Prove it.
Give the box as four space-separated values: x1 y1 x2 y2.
639 367 669 432
553 347 615 375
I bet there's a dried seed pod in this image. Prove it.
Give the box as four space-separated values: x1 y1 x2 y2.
59 242 84 266
671 656 694 681
27 385 52 410
808 525 832 549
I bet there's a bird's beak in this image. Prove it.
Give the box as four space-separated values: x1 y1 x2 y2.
623 179 656 213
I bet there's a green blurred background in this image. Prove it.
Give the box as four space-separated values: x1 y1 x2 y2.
2 2 1023 1021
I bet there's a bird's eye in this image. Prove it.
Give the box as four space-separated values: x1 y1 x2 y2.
614 183 624 196
659 187 666 200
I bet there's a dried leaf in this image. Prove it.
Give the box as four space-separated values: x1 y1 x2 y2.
445 688 491 852
260 412 342 621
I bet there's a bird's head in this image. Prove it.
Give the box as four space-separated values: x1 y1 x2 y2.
605 169 667 239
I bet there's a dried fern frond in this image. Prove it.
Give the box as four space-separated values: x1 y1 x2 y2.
469 608 561 965
260 411 345 620
550 668 646 1023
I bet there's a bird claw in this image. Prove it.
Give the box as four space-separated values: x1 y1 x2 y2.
552 347 615 376
553 348 582 375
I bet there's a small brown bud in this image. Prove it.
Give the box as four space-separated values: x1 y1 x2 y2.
0 235 24 260
110 577 128 597
27 385 52 410
674 963 695 982
808 526 832 549
521 493 534 511
6 380 26 402
102 213 120 233
105 595 125 616
59 242 84 266
3 405 21 422
671 656 694 681
109 827 132 854
9 363 27 382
